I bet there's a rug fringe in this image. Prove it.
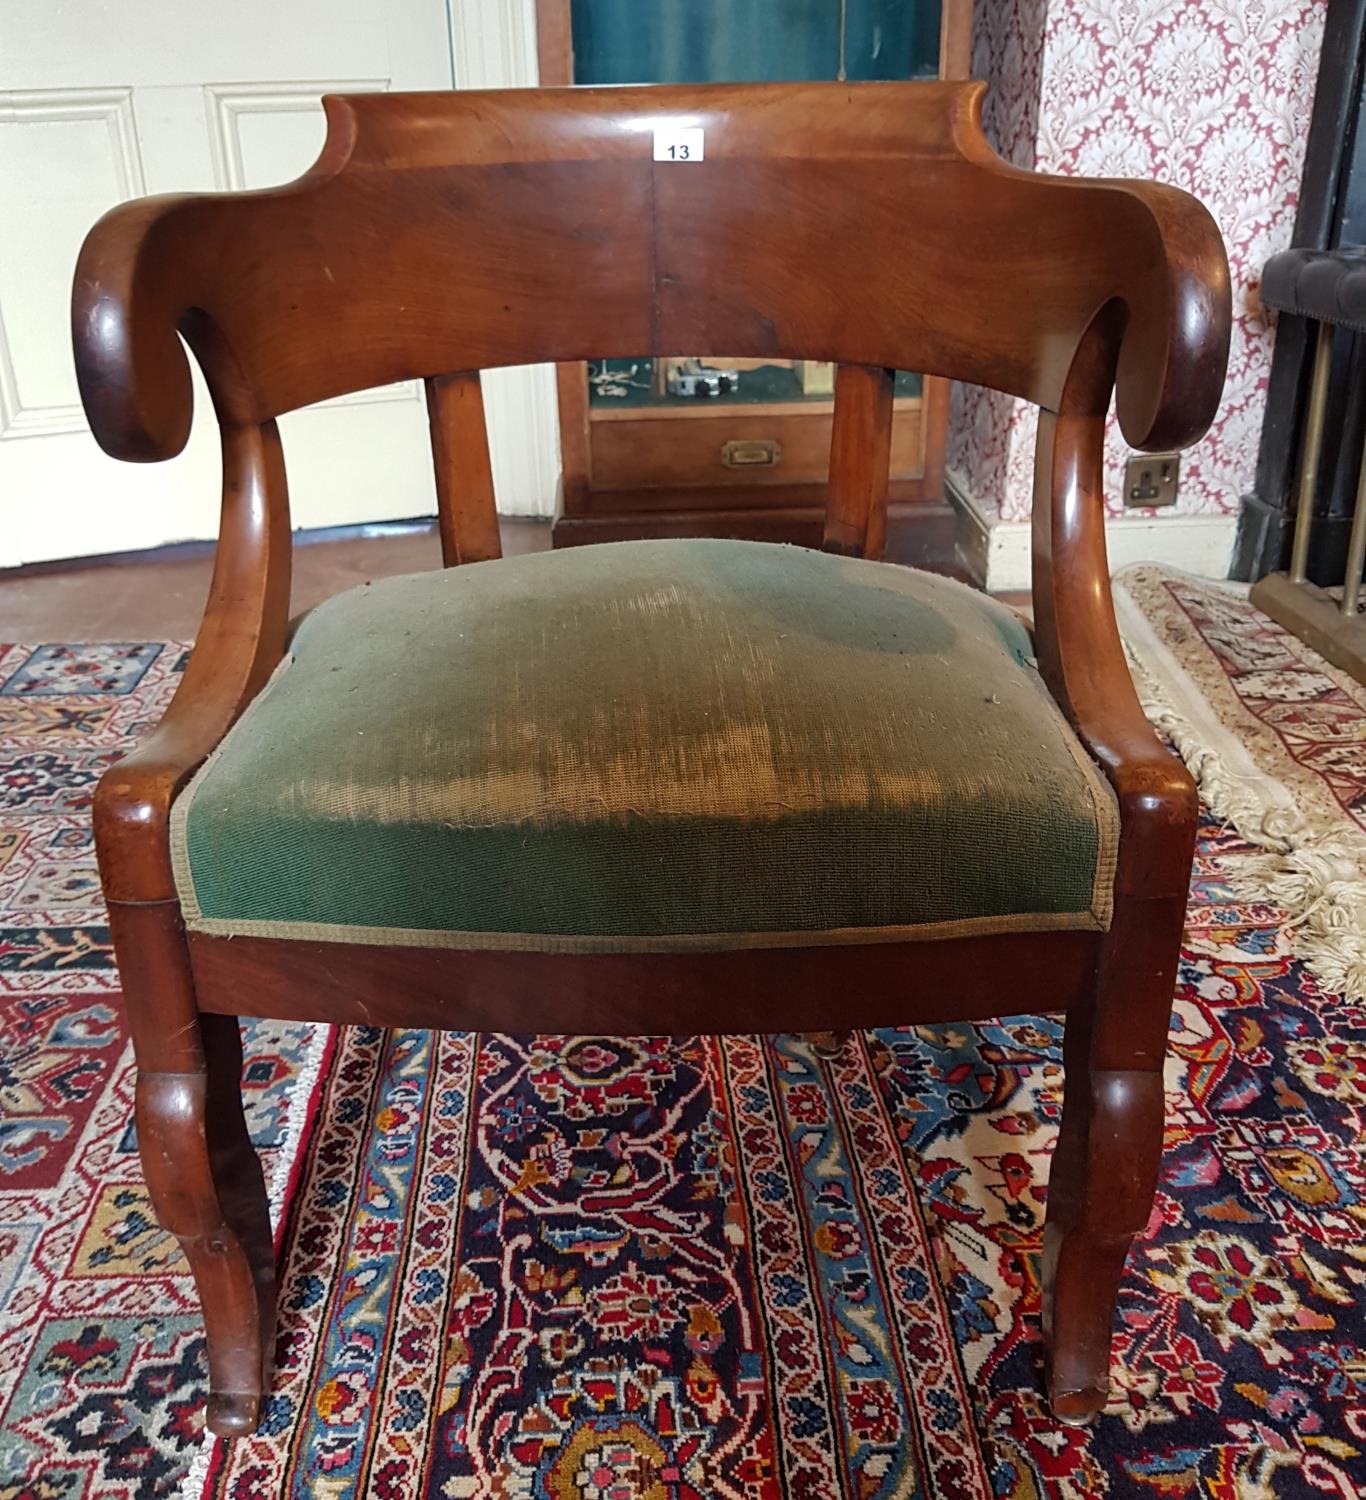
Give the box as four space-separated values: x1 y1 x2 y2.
1113 573 1366 1006
1234 843 1366 1003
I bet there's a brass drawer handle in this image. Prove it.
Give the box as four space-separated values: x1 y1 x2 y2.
721 438 781 468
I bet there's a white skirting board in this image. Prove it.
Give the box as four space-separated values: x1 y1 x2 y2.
947 470 1239 592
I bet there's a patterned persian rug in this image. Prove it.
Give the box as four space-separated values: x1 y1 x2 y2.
0 643 330 1500
0 573 1361 1499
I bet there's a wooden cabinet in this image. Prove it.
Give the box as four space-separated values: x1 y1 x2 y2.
537 0 971 566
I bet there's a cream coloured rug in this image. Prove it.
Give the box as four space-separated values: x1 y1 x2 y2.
1114 563 1366 1003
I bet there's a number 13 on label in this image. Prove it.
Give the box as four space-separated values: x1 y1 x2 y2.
653 127 705 163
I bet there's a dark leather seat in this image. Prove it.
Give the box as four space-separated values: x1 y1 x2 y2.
1261 245 1366 331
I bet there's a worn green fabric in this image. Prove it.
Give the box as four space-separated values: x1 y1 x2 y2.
171 538 1118 951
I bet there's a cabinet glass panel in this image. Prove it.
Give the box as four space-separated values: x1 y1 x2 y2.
571 0 940 85
573 0 938 410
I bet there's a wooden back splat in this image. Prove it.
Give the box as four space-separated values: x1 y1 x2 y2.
824 364 896 558
425 372 501 565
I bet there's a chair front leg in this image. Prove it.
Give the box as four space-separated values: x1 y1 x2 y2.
1041 1029 1165 1420
1042 892 1186 1422
110 903 276 1436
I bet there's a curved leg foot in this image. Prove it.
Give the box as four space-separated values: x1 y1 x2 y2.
1042 1062 1164 1422
206 1390 266 1438
137 1014 275 1437
806 1029 853 1060
203 1013 277 1391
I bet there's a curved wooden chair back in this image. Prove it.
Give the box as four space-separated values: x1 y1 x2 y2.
74 81 1227 472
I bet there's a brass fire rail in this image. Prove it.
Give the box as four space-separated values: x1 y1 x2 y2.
1252 249 1366 684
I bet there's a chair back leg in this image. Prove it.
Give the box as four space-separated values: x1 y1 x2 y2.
806 1029 853 1060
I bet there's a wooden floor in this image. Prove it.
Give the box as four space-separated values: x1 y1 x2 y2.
2 520 1024 641
2 519 551 640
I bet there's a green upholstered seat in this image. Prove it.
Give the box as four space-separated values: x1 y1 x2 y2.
171 539 1119 952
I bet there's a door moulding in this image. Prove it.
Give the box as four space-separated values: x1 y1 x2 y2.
0 88 145 440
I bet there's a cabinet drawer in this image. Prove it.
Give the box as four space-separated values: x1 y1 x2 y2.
589 401 924 493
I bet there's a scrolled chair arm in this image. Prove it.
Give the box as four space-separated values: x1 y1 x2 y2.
1102 181 1232 456
1030 229 1230 896
73 196 202 463
77 285 293 903
951 111 1230 885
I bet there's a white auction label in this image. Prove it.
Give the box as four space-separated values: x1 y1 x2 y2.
653 127 704 163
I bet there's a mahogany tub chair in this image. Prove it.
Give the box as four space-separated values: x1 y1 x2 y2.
72 81 1229 1437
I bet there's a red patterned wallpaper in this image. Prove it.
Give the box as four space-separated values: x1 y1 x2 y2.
948 0 1327 523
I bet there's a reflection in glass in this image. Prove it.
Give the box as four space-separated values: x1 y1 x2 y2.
588 358 922 409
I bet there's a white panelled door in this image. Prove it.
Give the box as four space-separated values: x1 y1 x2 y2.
1 0 557 568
